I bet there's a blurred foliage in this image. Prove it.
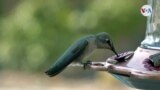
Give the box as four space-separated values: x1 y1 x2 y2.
0 0 146 72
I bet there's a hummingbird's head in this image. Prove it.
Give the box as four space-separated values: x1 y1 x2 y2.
96 32 112 49
95 32 118 56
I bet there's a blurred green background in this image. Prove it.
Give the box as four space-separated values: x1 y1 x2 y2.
0 0 147 89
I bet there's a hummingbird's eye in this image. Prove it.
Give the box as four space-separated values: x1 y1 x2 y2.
105 39 109 43
97 35 108 43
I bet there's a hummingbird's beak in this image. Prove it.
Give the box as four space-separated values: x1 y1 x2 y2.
106 39 119 57
112 47 119 57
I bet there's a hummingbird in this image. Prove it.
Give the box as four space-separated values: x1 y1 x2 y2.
45 32 118 77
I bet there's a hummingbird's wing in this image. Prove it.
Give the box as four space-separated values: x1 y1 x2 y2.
45 39 88 77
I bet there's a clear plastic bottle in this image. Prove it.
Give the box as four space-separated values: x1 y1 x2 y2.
141 0 160 49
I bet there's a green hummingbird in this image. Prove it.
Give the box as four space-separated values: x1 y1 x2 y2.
45 32 118 77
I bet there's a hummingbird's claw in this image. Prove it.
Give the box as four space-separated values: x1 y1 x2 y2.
83 61 92 70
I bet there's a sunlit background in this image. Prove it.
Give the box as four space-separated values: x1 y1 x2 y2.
0 0 146 90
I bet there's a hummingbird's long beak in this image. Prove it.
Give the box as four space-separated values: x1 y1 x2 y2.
112 47 119 57
106 39 119 57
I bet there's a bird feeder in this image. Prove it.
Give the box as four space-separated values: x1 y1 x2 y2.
85 0 160 90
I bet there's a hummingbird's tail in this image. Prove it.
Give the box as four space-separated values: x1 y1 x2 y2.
45 62 69 77
45 57 74 77
45 67 60 77
45 38 88 77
